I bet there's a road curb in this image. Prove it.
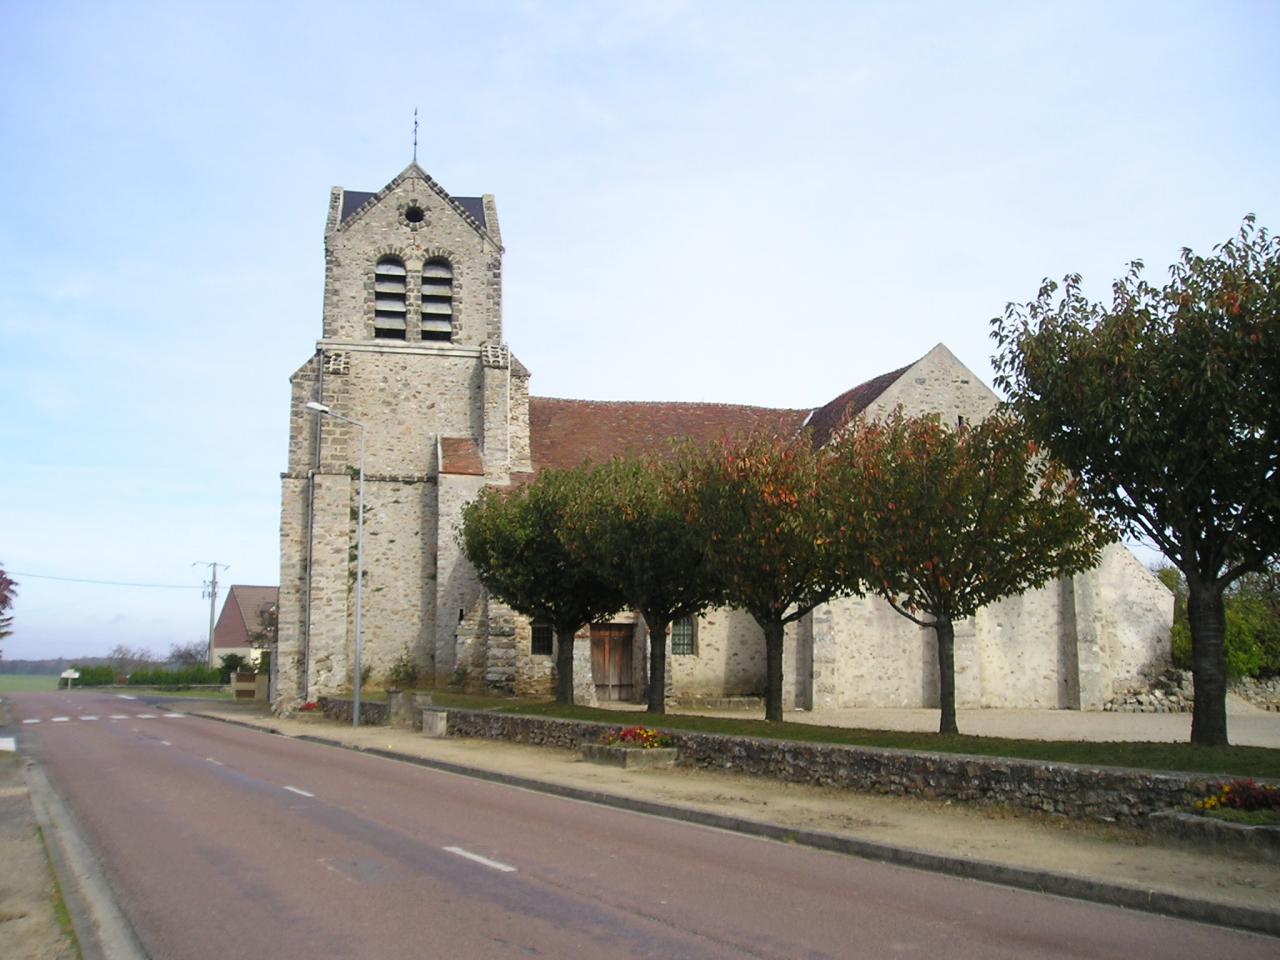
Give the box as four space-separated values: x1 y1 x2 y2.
25 759 151 960
192 709 1280 939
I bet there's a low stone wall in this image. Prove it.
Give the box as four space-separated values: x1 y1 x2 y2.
317 696 390 726
439 710 1248 826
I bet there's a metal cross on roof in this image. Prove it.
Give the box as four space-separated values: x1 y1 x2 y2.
413 107 419 162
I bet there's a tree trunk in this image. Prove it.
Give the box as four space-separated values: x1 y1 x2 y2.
554 625 577 705
934 617 958 735
645 613 669 715
1186 573 1229 746
763 619 785 722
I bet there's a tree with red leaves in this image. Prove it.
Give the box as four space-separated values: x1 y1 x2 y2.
830 410 1107 734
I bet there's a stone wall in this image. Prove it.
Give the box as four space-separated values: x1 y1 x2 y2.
322 166 501 347
317 696 390 726
435 710 1243 825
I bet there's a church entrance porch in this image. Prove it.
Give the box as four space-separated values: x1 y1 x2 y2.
591 624 634 702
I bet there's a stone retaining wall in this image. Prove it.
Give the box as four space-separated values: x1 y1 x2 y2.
318 696 390 726
437 710 1243 826
309 699 1272 826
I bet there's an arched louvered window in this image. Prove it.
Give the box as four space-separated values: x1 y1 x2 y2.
420 259 453 341
373 257 407 339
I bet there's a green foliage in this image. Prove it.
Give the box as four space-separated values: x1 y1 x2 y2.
387 652 419 689
831 410 1108 733
992 216 1280 746
460 468 626 703
834 409 1108 622
682 431 852 721
65 665 117 687
1160 565 1280 678
564 455 723 713
218 653 248 682
128 665 221 686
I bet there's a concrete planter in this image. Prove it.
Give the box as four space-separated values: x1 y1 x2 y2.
581 743 678 769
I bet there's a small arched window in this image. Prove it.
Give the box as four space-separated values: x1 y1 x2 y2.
420 259 453 341
373 257 407 339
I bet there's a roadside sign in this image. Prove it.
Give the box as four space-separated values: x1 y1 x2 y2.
60 670 80 679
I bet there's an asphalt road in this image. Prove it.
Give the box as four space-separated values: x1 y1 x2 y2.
11 690 1279 960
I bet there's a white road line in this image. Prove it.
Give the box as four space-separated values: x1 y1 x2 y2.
116 694 137 700
136 714 157 719
51 717 70 723
0 737 15 752
160 740 172 747
22 719 40 725
164 713 184 718
205 758 223 766
81 716 98 721
443 846 517 873
109 715 129 720
283 786 314 798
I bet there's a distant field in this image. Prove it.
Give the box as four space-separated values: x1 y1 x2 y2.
0 674 60 693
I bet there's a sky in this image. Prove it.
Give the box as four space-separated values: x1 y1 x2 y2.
1 0 1277 661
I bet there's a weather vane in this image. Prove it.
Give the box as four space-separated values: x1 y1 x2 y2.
413 107 419 162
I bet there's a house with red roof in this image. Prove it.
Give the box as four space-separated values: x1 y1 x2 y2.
275 163 1170 713
211 585 278 669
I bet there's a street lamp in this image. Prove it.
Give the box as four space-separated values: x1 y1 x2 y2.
304 400 365 727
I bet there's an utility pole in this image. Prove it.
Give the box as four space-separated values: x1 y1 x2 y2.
193 561 229 667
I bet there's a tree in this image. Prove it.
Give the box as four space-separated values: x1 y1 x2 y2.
565 456 723 714
0 565 15 656
107 644 156 678
992 217 1280 745
168 640 207 666
683 431 854 722
1157 564 1280 679
461 469 626 704
832 410 1108 734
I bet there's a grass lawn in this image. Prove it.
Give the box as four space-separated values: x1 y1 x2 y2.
0 674 60 693
425 691 1280 780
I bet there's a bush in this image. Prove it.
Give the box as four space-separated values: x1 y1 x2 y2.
218 654 249 683
387 653 419 689
1158 566 1276 678
62 664 116 687
128 666 221 686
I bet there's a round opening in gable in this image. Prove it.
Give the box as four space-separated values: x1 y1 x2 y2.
404 205 425 223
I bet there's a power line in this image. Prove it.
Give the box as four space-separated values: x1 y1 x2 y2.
10 571 203 590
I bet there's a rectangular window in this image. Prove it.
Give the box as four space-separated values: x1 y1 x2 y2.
670 616 695 656
531 621 554 656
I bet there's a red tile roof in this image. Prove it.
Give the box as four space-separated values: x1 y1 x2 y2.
213 585 278 649
528 397 811 471
440 437 484 475
806 365 910 447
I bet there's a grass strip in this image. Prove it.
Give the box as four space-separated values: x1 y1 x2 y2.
36 826 82 960
426 692 1280 779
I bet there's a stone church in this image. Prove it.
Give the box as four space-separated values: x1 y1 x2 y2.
275 162 1172 713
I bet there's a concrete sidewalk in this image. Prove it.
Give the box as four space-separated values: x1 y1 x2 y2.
176 700 1280 936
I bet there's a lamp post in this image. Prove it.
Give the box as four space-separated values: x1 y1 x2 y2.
305 400 365 727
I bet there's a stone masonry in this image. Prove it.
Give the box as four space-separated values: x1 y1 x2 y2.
277 162 1173 714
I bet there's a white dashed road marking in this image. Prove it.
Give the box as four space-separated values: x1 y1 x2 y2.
443 847 517 873
136 714 157 719
22 719 39 725
116 694 138 700
82 715 98 721
283 786 314 798
109 715 129 720
164 713 184 718
51 717 70 723
160 740 172 747
206 758 223 766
